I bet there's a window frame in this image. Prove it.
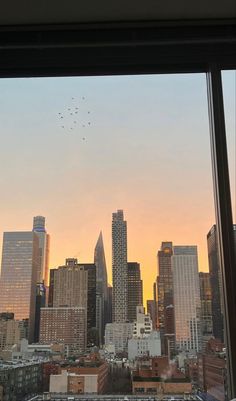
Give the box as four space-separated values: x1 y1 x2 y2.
0 19 235 399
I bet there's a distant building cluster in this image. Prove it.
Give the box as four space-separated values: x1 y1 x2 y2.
0 212 235 401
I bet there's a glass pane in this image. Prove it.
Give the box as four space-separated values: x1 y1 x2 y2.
0 74 231 401
222 70 236 223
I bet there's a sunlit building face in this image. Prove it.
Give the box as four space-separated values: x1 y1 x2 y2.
172 246 202 353
0 231 39 342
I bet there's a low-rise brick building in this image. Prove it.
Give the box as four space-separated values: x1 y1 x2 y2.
49 360 109 394
132 377 192 395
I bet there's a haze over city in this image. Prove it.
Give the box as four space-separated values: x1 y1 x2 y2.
0 72 235 302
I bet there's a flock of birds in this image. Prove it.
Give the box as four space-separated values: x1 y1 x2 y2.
57 96 91 141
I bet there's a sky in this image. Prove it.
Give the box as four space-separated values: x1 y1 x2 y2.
0 72 235 303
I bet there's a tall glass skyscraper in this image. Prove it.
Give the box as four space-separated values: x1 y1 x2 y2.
112 210 128 322
172 245 202 353
33 216 50 286
0 231 39 342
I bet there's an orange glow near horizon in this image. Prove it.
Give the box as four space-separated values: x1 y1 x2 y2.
47 204 214 305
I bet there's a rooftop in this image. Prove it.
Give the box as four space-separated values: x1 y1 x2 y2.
0 360 42 370
30 396 160 401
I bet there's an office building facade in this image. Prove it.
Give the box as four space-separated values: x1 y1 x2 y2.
40 307 86 356
112 210 128 322
127 262 143 322
199 272 213 349
0 313 20 351
128 331 161 360
133 306 152 337
105 322 133 354
34 282 46 343
79 263 97 345
147 300 157 330
157 242 175 352
172 246 202 352
48 259 88 310
48 258 96 345
106 285 113 324
0 232 39 342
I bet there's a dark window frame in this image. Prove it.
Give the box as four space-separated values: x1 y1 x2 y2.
0 19 235 399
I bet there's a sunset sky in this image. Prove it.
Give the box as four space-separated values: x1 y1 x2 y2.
0 72 235 303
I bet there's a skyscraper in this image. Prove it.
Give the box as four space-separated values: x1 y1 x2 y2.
153 281 158 330
199 272 213 350
147 300 157 329
48 259 88 310
172 245 202 353
40 307 86 356
48 258 96 346
0 232 39 342
107 284 113 324
34 282 46 343
33 216 50 286
112 210 128 322
127 262 143 322
0 313 20 351
157 242 174 352
207 224 236 343
79 263 97 346
94 231 108 344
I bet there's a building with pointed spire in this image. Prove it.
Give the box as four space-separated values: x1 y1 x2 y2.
94 231 108 345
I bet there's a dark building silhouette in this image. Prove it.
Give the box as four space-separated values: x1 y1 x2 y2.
147 300 157 329
147 281 158 330
107 284 113 324
79 263 97 346
34 282 46 343
157 242 175 352
127 262 143 322
48 269 55 308
199 272 213 349
207 224 236 343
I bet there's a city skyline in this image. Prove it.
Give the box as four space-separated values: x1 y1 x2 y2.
0 73 234 303
0 212 225 304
